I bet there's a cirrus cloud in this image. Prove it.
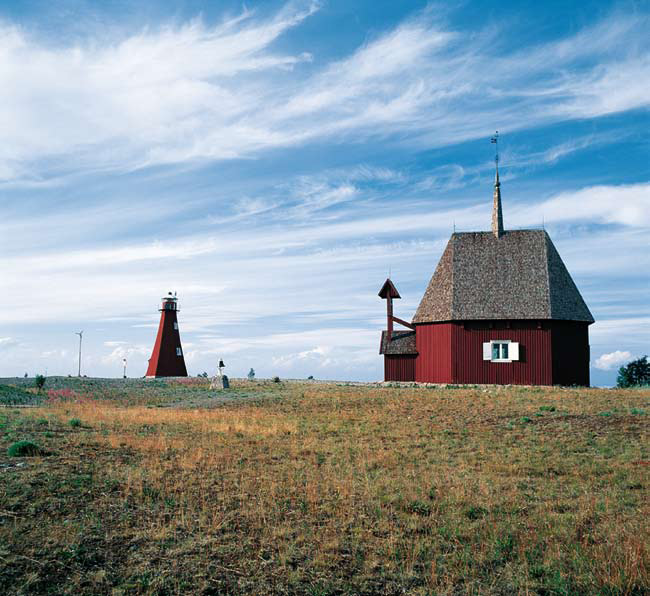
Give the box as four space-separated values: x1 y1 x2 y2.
0 5 648 182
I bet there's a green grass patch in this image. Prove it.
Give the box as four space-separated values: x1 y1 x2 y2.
0 384 43 406
7 440 42 456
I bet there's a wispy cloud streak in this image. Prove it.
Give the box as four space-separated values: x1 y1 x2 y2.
0 5 648 181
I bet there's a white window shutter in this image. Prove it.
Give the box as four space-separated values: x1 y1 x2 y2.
510 342 519 361
483 342 492 360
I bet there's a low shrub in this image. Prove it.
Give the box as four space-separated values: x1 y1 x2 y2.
465 505 488 520
406 499 432 516
69 418 82 428
8 440 42 457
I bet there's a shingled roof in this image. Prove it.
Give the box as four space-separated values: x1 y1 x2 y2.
412 230 594 324
379 330 417 355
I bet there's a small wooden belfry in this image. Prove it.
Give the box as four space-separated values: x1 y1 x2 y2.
379 136 594 386
378 279 417 382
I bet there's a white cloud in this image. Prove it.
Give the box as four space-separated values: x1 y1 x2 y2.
0 337 18 350
41 349 68 359
15 237 220 271
590 318 650 343
101 343 150 365
524 183 650 228
594 350 632 370
0 7 648 181
272 346 332 369
288 180 359 219
501 130 627 171
0 3 320 178
1 179 647 331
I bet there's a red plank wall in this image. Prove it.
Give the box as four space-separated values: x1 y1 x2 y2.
384 355 416 381
415 323 452 382
146 309 188 377
551 321 590 386
451 322 553 385
403 321 590 386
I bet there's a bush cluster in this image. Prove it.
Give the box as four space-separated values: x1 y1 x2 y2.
617 356 650 388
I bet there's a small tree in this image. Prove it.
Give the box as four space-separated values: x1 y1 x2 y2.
34 374 46 391
617 356 650 388
248 368 255 381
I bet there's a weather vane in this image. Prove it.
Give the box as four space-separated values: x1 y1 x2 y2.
490 131 499 167
490 130 499 182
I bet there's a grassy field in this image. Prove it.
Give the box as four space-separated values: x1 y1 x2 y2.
0 378 648 595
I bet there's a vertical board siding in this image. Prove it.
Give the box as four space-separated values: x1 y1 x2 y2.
385 356 416 381
551 322 590 386
407 320 591 386
146 308 188 377
451 322 552 385
415 323 453 382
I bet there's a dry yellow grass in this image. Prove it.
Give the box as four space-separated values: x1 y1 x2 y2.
1 380 648 595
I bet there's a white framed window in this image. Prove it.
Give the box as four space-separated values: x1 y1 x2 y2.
173 322 178 330
176 347 182 356
483 340 519 362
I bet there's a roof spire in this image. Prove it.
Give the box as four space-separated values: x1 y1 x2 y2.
490 131 504 238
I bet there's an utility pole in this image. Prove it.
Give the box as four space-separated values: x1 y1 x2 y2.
123 358 127 379
75 331 83 377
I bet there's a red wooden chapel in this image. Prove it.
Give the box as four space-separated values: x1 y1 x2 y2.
379 162 594 386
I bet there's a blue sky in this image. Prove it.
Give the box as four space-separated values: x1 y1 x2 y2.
0 0 648 385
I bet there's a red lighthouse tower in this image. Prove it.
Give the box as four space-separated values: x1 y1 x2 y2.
146 292 188 378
